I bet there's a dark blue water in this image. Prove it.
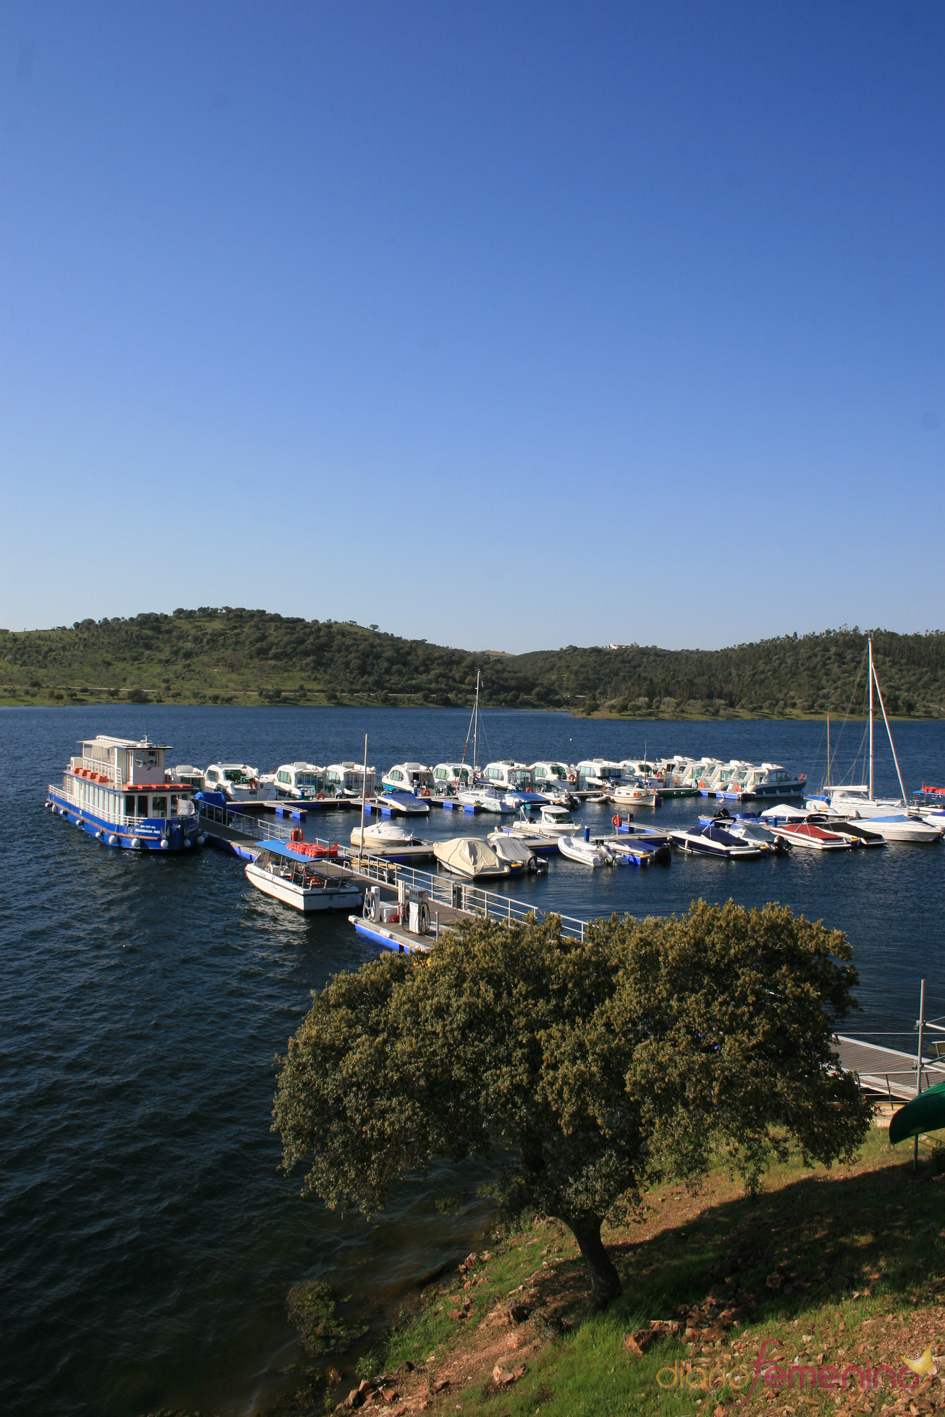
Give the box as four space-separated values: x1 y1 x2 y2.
2 707 943 1416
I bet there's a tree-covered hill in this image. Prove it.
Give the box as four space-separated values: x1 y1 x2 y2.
1 609 943 717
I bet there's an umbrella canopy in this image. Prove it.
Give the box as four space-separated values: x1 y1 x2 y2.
889 1081 945 1145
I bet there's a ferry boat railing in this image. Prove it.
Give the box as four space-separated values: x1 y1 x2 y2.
48 782 190 831
70 756 125 788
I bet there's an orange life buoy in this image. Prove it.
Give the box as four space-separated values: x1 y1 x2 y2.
290 828 303 841
612 814 621 827
249 778 258 790
316 791 325 800
568 773 576 783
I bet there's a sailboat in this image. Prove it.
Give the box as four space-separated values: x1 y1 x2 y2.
808 640 943 843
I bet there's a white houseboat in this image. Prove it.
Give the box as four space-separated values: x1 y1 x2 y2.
432 761 477 791
325 762 376 798
203 763 275 801
274 763 327 798
46 734 204 851
481 760 534 790
575 759 623 790
382 762 435 794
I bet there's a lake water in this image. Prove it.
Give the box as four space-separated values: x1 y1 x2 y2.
2 706 943 1416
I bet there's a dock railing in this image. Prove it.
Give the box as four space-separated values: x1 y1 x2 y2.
197 801 296 844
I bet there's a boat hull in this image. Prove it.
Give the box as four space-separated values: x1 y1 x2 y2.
46 790 202 851
245 863 363 911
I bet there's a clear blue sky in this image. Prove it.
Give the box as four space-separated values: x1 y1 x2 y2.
1 1 941 652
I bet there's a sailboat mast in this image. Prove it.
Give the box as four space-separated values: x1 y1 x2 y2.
868 637 874 800
473 671 480 778
826 714 831 789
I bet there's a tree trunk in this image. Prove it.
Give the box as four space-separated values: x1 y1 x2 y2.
560 1212 622 1310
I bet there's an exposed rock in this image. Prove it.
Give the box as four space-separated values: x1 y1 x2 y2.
492 1363 526 1385
623 1329 658 1356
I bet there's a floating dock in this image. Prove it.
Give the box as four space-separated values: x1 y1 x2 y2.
833 1035 945 1100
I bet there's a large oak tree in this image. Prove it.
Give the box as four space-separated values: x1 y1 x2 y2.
273 901 870 1308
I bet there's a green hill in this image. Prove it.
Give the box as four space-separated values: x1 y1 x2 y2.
1 609 943 717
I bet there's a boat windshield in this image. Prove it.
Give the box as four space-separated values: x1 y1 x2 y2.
224 769 248 782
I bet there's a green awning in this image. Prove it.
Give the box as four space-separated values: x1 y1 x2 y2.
889 1081 945 1145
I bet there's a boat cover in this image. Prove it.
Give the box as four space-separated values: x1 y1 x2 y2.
433 837 507 877
760 803 808 821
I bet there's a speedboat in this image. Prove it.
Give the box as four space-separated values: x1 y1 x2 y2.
509 804 579 838
433 837 511 879
668 824 765 858
456 783 521 813
487 831 546 874
382 762 435 795
490 825 560 856
770 821 857 851
349 822 435 861
593 835 671 866
724 821 792 854
372 791 431 816
558 835 615 867
810 788 942 843
245 845 364 911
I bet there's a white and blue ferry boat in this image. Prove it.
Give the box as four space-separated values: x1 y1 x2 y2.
46 734 204 851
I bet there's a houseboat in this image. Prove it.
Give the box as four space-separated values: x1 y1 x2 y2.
382 762 434 794
482 760 535 790
432 761 477 792
203 762 274 801
46 734 204 851
575 759 623 790
325 761 376 798
274 762 327 798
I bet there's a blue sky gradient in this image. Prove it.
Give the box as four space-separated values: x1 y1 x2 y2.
1 1 941 650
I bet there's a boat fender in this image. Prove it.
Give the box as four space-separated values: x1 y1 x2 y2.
160 838 170 849
183 838 192 847
196 834 205 846
108 834 119 846
131 837 143 849
76 818 84 828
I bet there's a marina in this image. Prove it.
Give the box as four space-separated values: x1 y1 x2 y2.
9 705 945 1417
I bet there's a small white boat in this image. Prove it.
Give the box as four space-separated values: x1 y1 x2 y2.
769 821 856 851
245 846 364 911
557 835 614 867
487 831 546 873
592 835 671 866
349 822 435 860
382 762 435 795
611 780 658 808
509 804 579 838
433 837 511 879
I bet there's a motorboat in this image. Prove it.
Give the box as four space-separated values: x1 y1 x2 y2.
729 762 806 799
769 821 856 851
558 835 615 867
349 822 435 861
760 802 811 825
433 837 511 879
245 844 364 911
508 804 579 838
203 762 274 801
173 764 205 791
456 783 522 813
593 835 671 866
531 760 576 791
668 824 765 858
487 831 546 874
274 762 327 799
722 821 792 854
537 780 579 808
46 733 204 852
653 757 701 797
490 825 560 856
372 791 431 816
912 785 945 827
325 761 376 798
382 762 435 795
611 779 659 808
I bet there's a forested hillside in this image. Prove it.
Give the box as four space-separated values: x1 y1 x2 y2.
1 609 943 717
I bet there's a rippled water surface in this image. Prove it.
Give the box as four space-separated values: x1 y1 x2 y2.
2 707 943 1416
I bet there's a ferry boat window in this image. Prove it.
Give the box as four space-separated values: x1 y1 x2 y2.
170 796 178 812
125 794 135 816
137 795 149 816
152 796 168 816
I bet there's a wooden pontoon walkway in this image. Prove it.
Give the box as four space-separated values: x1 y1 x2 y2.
833 1035 945 1100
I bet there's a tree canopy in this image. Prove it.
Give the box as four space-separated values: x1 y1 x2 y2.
273 901 871 1308
0 608 943 714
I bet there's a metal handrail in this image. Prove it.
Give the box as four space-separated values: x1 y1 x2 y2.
48 783 175 830
197 802 295 844
70 756 124 788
